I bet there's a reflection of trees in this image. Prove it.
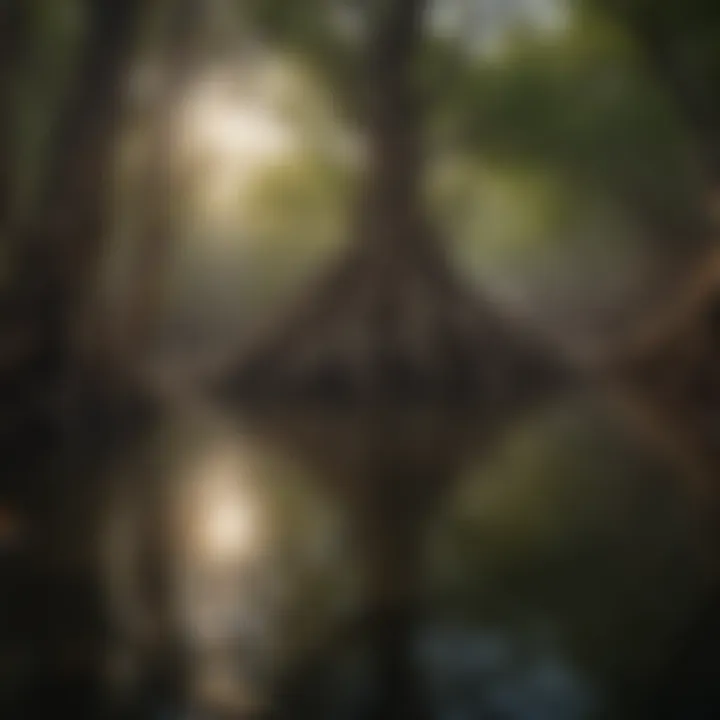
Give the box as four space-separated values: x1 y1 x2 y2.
99 408 359 713
239 399 557 717
427 397 706 715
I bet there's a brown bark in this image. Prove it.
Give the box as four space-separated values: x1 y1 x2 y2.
362 0 427 229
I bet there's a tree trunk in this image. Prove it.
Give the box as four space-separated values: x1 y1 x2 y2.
117 0 207 371
35 0 145 370
222 0 565 406
361 0 427 235
1 0 146 427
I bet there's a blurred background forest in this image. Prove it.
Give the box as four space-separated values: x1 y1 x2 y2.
3 0 716 373
3 0 720 719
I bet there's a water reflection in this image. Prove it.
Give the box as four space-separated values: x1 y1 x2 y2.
101 408 359 717
419 623 593 719
6 392 717 718
422 397 709 719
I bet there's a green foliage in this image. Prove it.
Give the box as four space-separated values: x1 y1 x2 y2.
241 0 362 119
429 15 703 228
231 0 706 254
237 0 704 226
582 0 720 178
587 0 720 95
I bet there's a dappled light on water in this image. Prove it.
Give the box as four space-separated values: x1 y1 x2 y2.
90 395 714 718
179 448 264 566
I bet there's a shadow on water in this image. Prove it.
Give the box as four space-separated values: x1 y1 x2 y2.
2 391 720 719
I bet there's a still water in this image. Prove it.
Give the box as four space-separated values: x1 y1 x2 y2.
2 390 717 719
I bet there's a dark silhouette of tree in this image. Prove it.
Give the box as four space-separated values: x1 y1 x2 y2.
1 0 147 434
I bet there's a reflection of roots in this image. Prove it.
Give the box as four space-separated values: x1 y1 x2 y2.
598 253 720 567
608 274 720 507
221 231 566 406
